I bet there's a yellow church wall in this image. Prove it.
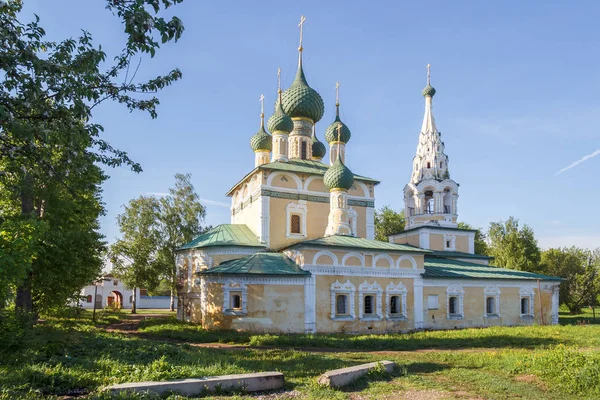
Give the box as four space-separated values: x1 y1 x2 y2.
429 234 444 251
422 285 556 330
455 236 469 253
301 249 424 269
201 282 304 333
307 178 328 192
270 173 300 190
391 233 420 248
314 275 415 333
232 194 261 238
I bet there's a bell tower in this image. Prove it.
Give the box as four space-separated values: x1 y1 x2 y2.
404 65 459 229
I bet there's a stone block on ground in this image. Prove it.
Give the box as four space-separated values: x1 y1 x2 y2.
317 360 395 388
107 372 284 396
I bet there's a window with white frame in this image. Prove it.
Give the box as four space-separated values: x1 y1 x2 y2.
330 280 356 320
484 287 500 318
519 287 535 317
358 281 383 320
444 234 456 250
386 282 407 320
223 281 247 316
446 285 464 319
286 201 307 238
427 294 439 310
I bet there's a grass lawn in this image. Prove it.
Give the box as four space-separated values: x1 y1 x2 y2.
1 310 599 399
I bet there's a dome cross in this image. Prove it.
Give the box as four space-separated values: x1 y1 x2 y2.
298 15 306 52
259 94 265 125
426 63 431 85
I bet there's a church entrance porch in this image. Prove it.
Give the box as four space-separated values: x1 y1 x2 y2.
107 291 123 308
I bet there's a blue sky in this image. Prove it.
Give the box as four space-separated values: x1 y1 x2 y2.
22 0 600 249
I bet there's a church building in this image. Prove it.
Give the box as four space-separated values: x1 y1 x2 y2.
175 18 561 333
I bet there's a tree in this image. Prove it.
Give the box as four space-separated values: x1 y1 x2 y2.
111 196 163 314
374 206 405 242
457 222 489 255
487 217 541 272
156 173 206 311
541 247 600 314
0 1 185 320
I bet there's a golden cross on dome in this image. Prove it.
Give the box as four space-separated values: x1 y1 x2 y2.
426 63 431 85
335 81 340 105
277 68 282 93
298 15 306 51
259 94 265 120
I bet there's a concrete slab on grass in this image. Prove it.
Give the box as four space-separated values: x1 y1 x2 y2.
318 361 395 388
108 372 284 396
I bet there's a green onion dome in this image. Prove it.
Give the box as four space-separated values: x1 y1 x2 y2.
279 60 325 123
324 113 351 144
323 154 354 191
311 130 326 159
250 123 272 152
422 84 436 97
267 98 294 133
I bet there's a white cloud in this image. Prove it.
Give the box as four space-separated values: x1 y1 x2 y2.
200 198 230 208
556 148 600 175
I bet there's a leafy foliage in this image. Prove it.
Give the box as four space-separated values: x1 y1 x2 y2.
541 247 600 314
374 206 405 242
487 216 541 272
155 173 207 310
111 196 163 313
0 0 185 317
457 222 489 255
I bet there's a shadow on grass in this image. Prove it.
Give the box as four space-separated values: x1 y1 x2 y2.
341 362 448 393
138 318 570 351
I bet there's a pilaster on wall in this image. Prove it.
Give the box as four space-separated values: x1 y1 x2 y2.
366 207 375 240
258 196 270 248
414 276 424 329
304 275 316 333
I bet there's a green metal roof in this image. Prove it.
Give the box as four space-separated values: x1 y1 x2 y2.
289 235 431 253
424 257 562 281
428 250 492 260
179 224 265 250
226 159 379 196
199 252 310 276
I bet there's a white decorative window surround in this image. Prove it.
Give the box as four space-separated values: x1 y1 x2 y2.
223 281 247 316
446 285 464 320
358 281 383 321
286 201 308 238
427 294 439 310
519 287 535 318
348 207 358 236
444 234 456 251
386 282 407 321
484 286 501 318
330 280 356 321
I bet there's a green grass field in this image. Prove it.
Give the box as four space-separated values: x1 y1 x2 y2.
1 308 599 399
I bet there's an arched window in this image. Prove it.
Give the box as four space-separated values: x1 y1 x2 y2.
301 141 307 159
336 295 348 315
363 295 374 315
290 214 301 234
390 295 401 315
427 198 435 213
231 293 242 310
86 295 92 303
440 162 443 168
427 162 431 169
449 296 457 314
486 296 495 315
521 297 530 315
